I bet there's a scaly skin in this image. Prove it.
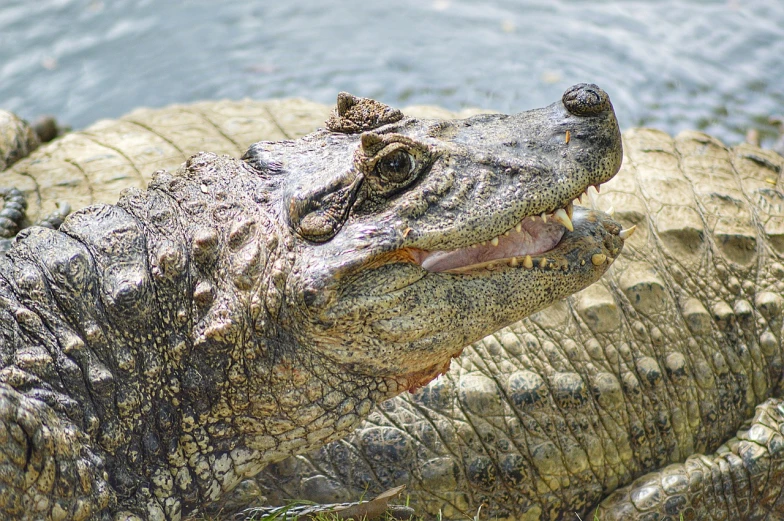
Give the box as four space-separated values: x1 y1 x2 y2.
257 128 784 520
12 95 782 520
0 111 39 241
0 85 624 520
5 96 784 520
2 99 491 227
1 98 331 226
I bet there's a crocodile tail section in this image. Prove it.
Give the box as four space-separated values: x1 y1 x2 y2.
593 396 784 520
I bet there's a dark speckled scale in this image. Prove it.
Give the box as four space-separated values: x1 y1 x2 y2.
508 369 549 410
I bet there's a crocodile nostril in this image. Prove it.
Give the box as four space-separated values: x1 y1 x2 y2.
562 83 611 117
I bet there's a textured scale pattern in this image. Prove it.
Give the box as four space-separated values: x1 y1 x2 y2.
0 187 27 240
0 151 411 519
257 128 784 520
4 97 779 519
2 90 623 520
3 99 491 227
3 99 333 226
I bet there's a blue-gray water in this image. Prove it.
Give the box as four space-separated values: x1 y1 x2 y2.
1 0 782 145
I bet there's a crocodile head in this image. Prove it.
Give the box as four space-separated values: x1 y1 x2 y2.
245 83 625 390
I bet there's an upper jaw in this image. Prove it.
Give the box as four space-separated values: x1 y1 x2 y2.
385 116 621 256
406 190 635 276
292 82 624 292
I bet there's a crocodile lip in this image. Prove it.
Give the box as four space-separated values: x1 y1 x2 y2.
409 199 581 273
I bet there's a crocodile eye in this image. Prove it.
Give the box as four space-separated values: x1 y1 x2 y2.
357 133 431 199
376 150 415 183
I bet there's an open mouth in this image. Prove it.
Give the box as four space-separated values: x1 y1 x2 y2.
409 186 632 274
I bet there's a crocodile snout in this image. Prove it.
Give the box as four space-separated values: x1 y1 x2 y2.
562 83 611 117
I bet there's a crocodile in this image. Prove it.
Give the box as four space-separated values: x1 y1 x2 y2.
255 128 784 520
6 92 783 520
0 84 625 520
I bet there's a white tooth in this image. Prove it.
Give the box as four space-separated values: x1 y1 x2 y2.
509 257 518 267
552 208 574 232
523 255 533 269
481 241 487 246
491 237 499 247
515 223 522 233
606 206 615 217
619 225 637 240
541 213 548 223
504 231 510 236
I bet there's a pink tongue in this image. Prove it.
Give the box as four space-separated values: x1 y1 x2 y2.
417 219 566 272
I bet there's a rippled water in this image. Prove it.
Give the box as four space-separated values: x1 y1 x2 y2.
1 0 782 145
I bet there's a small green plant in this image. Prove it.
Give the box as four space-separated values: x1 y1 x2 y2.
246 502 306 521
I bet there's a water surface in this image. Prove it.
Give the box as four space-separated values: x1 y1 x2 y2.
1 0 782 145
